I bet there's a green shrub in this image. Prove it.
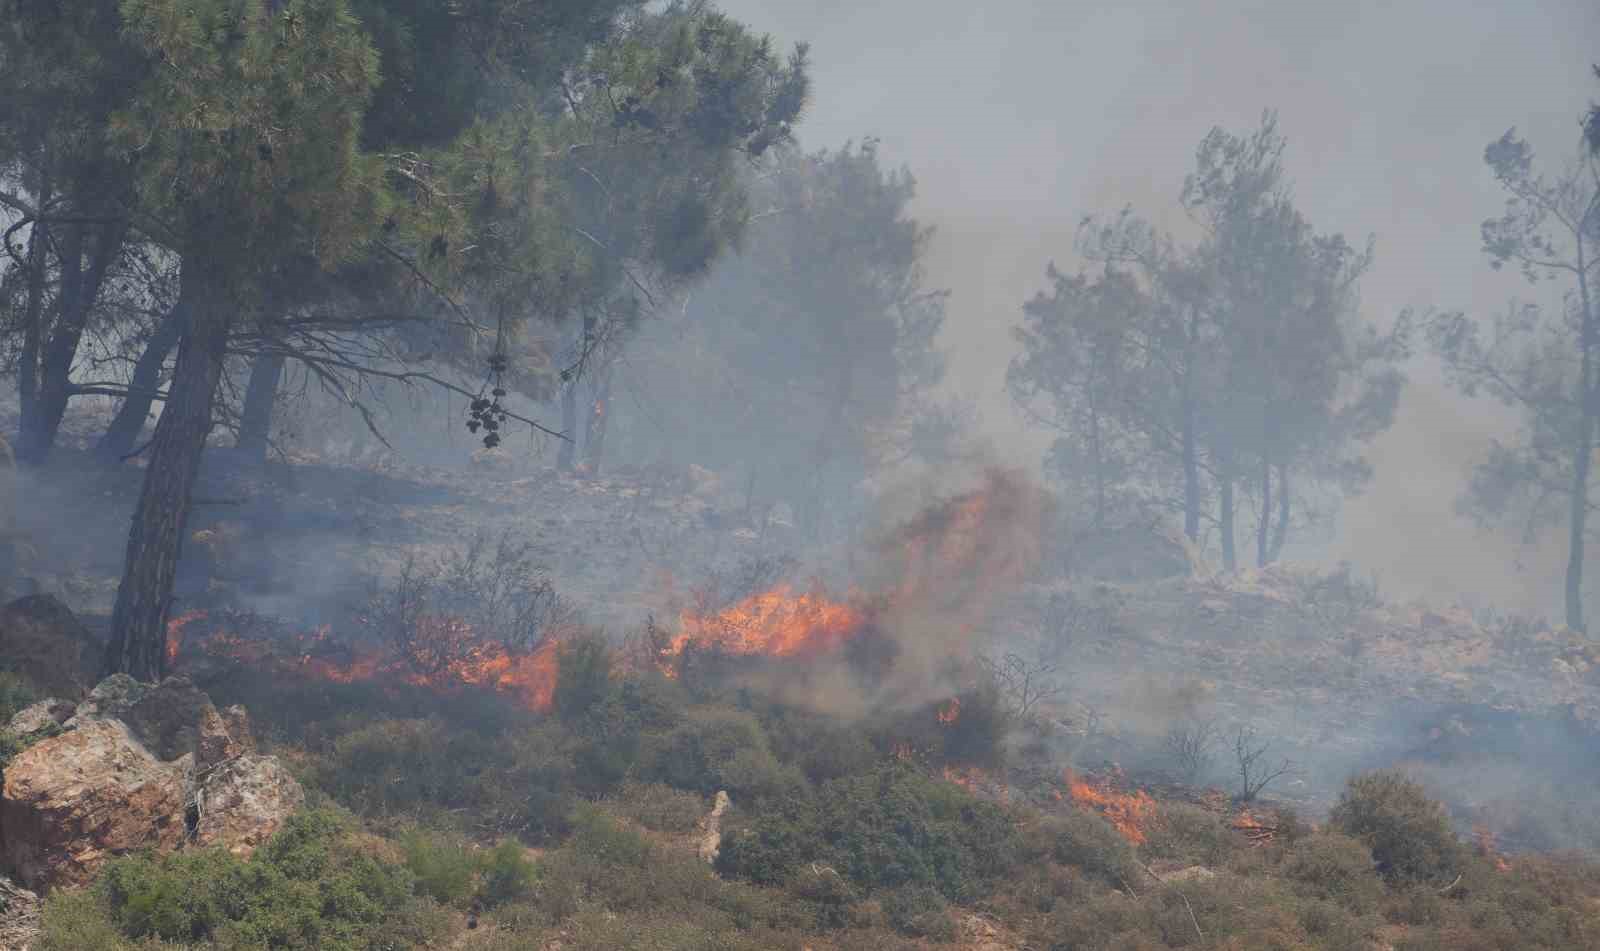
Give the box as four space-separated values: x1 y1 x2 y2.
308 718 576 843
479 839 539 908
0 671 39 724
714 794 822 886
1283 832 1382 909
36 888 142 951
400 829 478 906
759 706 877 783
1049 807 1139 886
643 706 801 801
554 635 614 722
880 884 954 939
786 863 858 929
1141 802 1233 866
611 780 707 833
68 809 419 951
1329 770 1463 884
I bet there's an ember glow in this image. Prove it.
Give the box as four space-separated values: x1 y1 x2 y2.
937 697 962 724
1474 825 1513 873
942 764 1009 802
165 609 209 666
176 617 562 714
668 584 866 659
1064 770 1158 845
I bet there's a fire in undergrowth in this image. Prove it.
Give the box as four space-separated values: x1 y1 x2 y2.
173 615 563 714
1063 770 1158 845
667 583 866 661
659 468 1048 687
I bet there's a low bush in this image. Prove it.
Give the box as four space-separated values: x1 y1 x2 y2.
400 829 478 906
1048 807 1139 886
46 808 432 951
1141 802 1234 867
1329 770 1463 884
0 671 39 723
642 706 802 801
880 884 954 939
1282 832 1382 910
610 780 707 833
478 839 540 907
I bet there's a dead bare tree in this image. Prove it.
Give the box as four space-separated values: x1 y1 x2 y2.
977 649 1066 723
1164 717 1221 785
1232 724 1295 803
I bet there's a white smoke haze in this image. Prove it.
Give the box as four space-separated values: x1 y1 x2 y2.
722 0 1599 614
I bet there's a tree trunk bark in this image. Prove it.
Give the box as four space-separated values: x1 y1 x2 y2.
235 350 286 462
101 295 230 681
583 362 613 476
18 221 127 463
96 293 188 463
557 315 593 472
1269 463 1290 562
1256 453 1271 568
1181 307 1201 542
1566 238 1594 633
1219 465 1236 572
17 212 49 446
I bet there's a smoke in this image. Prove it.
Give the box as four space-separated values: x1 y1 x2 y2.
719 0 1599 617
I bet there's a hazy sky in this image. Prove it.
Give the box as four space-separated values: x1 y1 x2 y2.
721 0 1600 612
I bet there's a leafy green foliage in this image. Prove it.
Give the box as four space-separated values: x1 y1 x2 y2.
86 809 427 950
1329 770 1464 884
1046 807 1140 887
880 884 953 939
0 671 39 723
400 829 478 906
718 761 1019 903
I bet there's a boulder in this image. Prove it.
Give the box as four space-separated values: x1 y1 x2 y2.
197 704 249 770
0 718 188 891
0 596 99 699
193 754 303 857
0 875 40 951
124 675 214 761
6 699 74 737
62 673 149 728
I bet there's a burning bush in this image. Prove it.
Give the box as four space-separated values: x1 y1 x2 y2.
1329 770 1465 885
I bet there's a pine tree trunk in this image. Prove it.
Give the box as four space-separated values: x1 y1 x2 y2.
101 298 230 681
1219 467 1236 572
18 221 126 463
1256 453 1271 568
97 294 187 463
1269 463 1290 561
583 363 613 476
17 213 49 445
1566 238 1594 633
1181 308 1201 542
557 378 579 471
557 316 593 472
236 350 285 462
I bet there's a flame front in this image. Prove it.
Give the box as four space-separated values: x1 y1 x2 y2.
166 610 209 666
668 584 865 659
1065 770 1157 845
188 619 562 714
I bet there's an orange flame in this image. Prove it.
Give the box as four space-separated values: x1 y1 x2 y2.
667 584 865 660
166 610 209 666
1065 770 1157 845
943 765 1009 803
1473 825 1512 873
937 698 962 724
186 619 562 714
